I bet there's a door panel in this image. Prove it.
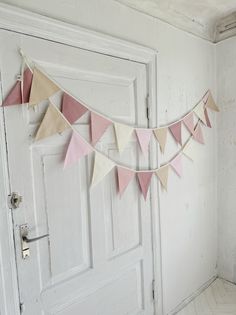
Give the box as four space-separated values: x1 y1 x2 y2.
0 30 154 315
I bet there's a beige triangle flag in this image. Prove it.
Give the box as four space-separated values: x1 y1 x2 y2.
183 139 197 161
29 68 60 106
193 100 207 125
91 152 115 186
156 165 169 190
154 128 168 153
35 103 70 141
114 123 133 153
205 91 219 112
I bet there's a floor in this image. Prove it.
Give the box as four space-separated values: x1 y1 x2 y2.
176 278 236 315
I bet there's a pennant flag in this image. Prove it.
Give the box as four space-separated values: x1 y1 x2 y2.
91 152 115 186
183 139 196 161
90 112 112 145
29 68 60 106
183 112 195 134
64 131 93 167
169 121 182 145
170 154 183 177
193 124 204 144
204 108 212 128
194 101 207 125
114 123 133 153
2 67 33 106
35 103 70 141
156 165 169 190
62 93 88 124
205 91 219 112
154 128 168 153
136 129 152 156
22 67 33 103
117 166 135 197
137 172 153 200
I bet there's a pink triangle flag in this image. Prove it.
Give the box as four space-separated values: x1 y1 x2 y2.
193 124 204 144
62 93 88 124
135 129 152 156
183 113 195 134
170 154 183 177
137 172 153 200
2 67 33 106
204 108 212 128
169 121 182 145
90 112 112 145
64 131 93 167
117 166 135 197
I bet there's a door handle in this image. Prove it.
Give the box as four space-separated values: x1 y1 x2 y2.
20 224 49 259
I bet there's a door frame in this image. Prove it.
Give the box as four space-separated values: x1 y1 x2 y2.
0 3 162 314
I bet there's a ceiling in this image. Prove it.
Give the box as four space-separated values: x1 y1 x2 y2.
115 0 236 42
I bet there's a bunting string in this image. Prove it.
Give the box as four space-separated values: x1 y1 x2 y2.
1 49 220 199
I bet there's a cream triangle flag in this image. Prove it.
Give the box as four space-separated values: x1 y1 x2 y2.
35 103 70 141
114 123 133 153
154 128 168 153
183 139 197 161
29 68 60 106
193 100 207 125
205 91 219 112
91 152 115 186
156 165 169 190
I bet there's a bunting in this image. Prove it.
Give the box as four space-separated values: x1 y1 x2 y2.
35 103 70 141
62 93 88 124
117 167 135 196
154 128 168 153
137 172 153 200
169 121 182 145
1 55 220 200
64 131 93 167
91 152 115 186
114 123 133 153
136 129 152 156
90 112 112 145
29 68 60 106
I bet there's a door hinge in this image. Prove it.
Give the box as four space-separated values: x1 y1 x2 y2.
146 94 150 121
19 302 25 314
152 279 156 301
8 192 23 209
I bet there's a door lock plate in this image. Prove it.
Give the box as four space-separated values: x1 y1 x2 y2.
20 224 30 259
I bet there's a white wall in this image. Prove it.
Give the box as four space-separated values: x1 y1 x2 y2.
216 37 236 283
0 1 218 314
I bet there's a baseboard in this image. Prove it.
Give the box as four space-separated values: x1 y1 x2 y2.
167 275 218 315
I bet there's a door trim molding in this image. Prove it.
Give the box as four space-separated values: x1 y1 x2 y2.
0 4 162 314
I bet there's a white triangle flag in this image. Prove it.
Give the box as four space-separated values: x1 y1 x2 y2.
193 100 207 125
114 123 133 153
91 152 115 186
183 139 197 161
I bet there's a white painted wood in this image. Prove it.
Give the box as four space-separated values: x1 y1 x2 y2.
0 26 158 315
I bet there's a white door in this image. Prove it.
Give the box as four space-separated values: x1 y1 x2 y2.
0 29 155 315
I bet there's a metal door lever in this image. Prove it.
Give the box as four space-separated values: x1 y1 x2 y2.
22 234 49 243
20 224 49 259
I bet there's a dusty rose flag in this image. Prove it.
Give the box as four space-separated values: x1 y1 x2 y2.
90 112 112 145
183 112 195 134
169 121 182 145
62 93 88 124
193 124 204 144
204 108 212 128
170 154 182 177
64 131 93 168
117 166 135 197
135 129 152 156
2 67 33 106
137 172 153 200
